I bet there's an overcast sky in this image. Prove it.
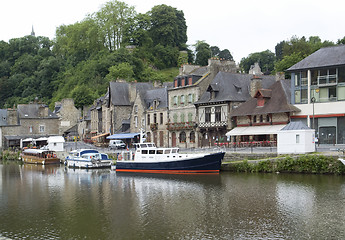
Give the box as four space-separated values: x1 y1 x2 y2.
1 0 344 62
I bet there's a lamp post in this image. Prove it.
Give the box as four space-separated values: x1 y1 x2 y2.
311 97 316 130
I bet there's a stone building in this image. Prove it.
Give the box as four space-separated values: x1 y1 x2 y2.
167 59 238 148
0 103 59 149
54 98 80 136
144 88 169 147
195 72 276 147
227 80 300 144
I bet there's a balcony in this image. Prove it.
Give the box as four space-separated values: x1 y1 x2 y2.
198 121 227 128
166 122 196 131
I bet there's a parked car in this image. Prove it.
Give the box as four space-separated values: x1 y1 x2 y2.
109 140 126 149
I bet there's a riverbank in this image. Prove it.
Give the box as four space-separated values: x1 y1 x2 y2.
0 150 20 162
222 153 345 174
2 149 345 175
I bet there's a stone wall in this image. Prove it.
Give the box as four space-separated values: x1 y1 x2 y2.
57 99 80 135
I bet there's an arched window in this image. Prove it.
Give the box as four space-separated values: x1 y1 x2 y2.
190 131 195 143
173 114 178 123
180 113 185 122
179 131 186 143
147 132 151 142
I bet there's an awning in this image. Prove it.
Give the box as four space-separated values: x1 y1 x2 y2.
91 132 110 139
107 133 140 139
226 125 286 136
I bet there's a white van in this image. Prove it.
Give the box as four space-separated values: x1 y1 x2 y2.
109 140 126 149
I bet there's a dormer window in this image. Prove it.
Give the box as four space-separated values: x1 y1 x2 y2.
235 86 242 93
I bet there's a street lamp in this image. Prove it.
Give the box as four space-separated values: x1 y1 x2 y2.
311 97 316 130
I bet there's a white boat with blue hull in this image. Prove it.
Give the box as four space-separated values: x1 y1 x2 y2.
115 143 225 174
65 149 112 169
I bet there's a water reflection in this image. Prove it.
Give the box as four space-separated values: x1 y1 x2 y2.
1 163 345 239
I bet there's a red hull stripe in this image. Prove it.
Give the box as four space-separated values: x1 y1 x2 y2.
116 169 219 174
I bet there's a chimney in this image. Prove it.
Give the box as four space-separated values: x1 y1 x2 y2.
250 75 262 97
38 105 49 117
275 72 285 81
7 108 18 125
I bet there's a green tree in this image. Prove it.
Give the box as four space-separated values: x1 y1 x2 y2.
54 18 105 64
106 62 134 81
240 50 275 73
210 46 220 57
219 49 233 61
95 0 136 51
274 52 305 77
194 41 211 66
71 85 94 109
149 4 187 49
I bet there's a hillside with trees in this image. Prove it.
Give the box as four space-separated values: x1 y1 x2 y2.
0 0 344 110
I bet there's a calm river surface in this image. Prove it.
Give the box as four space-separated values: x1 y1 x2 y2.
1 162 345 239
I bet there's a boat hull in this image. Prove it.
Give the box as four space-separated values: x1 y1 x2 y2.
115 152 225 174
22 156 60 165
66 159 111 169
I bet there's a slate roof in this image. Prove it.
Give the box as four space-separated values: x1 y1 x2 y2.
0 109 7 126
108 82 153 106
287 45 345 71
189 66 208 76
17 104 58 119
195 72 276 105
281 121 311 131
144 88 168 109
230 80 300 117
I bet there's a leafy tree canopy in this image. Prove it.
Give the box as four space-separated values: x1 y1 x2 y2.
240 50 275 74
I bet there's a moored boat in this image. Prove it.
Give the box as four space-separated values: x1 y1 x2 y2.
65 149 112 169
21 149 60 165
115 143 225 174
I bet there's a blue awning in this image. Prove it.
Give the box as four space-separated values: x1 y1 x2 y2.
107 133 140 139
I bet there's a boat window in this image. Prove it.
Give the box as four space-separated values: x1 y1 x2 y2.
142 150 148 154
172 149 177 153
141 144 147 148
149 150 156 154
157 150 163 154
164 149 171 154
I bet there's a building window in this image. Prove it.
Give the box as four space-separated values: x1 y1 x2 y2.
260 115 263 123
173 114 178 123
134 105 138 113
190 131 195 143
160 113 163 124
180 95 185 105
135 116 138 128
188 113 193 122
179 131 186 143
39 125 45 133
215 106 221 122
266 115 270 122
205 107 211 122
296 134 300 144
173 96 178 105
147 114 150 125
154 113 157 123
188 94 193 103
180 113 185 123
29 126 33 133
253 116 257 123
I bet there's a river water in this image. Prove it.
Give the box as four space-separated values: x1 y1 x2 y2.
1 162 345 239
